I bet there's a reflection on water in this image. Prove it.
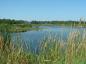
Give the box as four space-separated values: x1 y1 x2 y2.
11 26 86 52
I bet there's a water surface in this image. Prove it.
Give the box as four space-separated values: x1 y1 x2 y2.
12 26 86 52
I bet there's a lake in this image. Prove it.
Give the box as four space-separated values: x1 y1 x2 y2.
12 26 86 52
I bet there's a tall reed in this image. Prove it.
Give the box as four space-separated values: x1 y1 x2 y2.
0 29 86 64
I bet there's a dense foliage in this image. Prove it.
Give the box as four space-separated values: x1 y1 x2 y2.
0 19 29 24
0 19 86 26
0 19 32 32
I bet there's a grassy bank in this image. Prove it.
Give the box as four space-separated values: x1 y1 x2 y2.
32 22 86 27
0 24 32 32
0 19 32 32
0 30 86 64
31 20 86 27
1 19 86 33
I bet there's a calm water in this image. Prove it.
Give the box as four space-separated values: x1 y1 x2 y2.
12 26 86 52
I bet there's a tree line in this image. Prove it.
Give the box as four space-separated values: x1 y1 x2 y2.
0 19 29 24
0 19 86 25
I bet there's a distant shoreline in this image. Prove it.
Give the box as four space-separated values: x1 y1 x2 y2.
0 19 86 32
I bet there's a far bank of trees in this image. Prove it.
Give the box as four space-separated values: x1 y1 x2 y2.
0 19 30 24
0 19 86 25
31 20 86 25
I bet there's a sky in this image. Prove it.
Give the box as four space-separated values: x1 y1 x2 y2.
0 0 86 21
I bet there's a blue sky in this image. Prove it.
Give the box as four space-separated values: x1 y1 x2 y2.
0 0 86 21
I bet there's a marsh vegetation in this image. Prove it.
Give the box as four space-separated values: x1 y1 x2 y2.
0 19 86 64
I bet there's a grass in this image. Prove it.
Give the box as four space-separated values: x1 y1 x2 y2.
0 27 86 64
0 24 32 32
31 21 86 27
0 20 86 32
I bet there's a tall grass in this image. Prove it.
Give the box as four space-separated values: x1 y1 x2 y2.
0 29 86 64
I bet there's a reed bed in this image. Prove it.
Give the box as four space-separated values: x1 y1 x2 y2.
0 29 86 64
